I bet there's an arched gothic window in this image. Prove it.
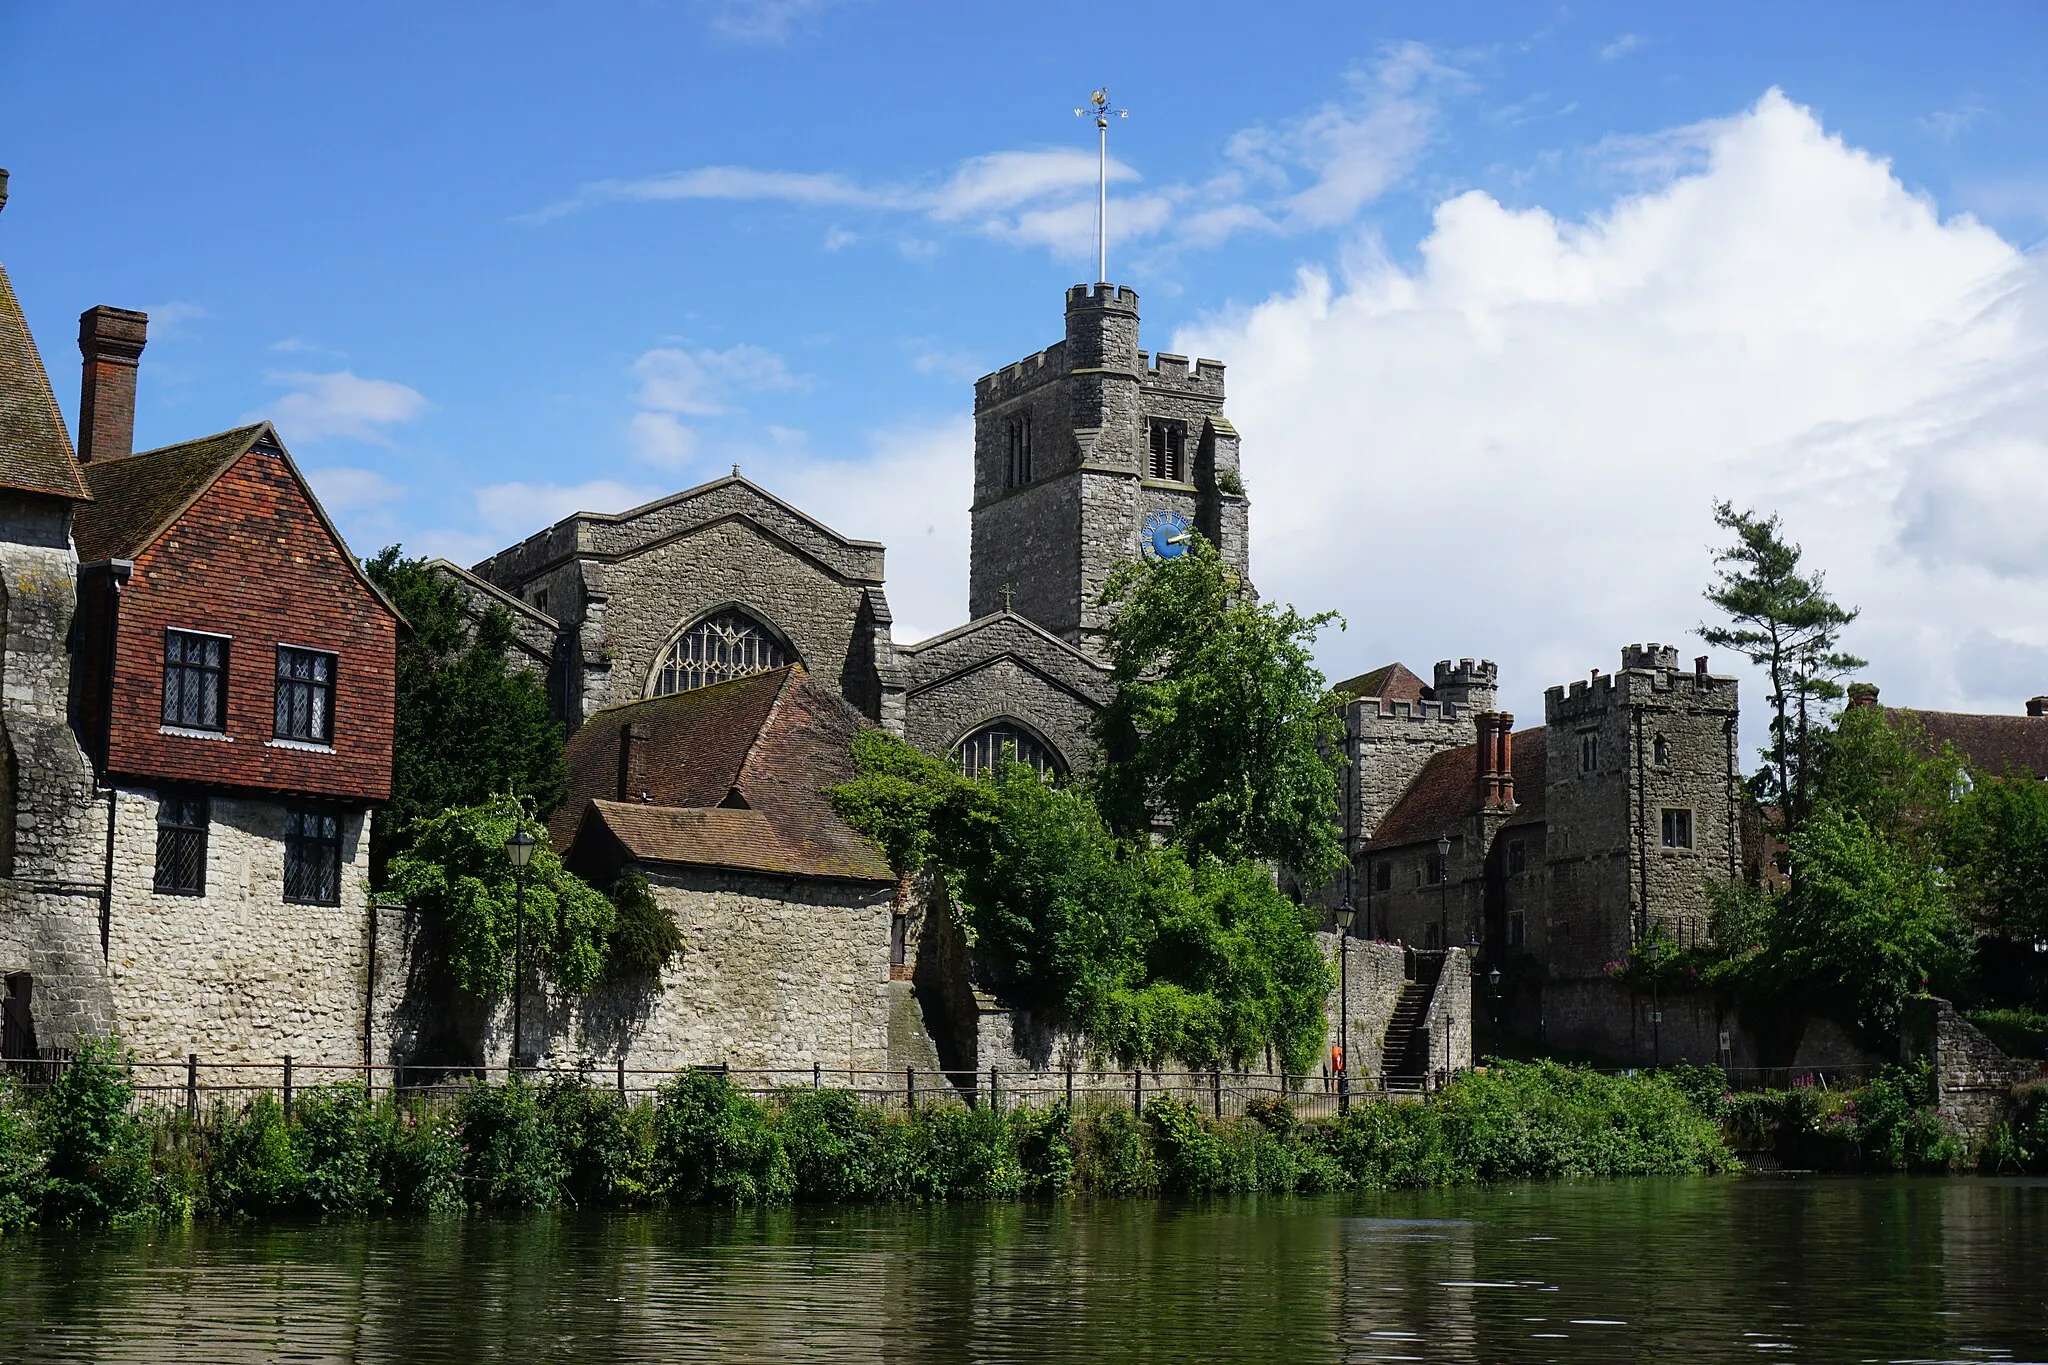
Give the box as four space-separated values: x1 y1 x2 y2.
650 609 789 696
955 720 1067 781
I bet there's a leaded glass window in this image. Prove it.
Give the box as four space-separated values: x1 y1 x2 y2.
163 631 227 731
274 647 335 744
154 792 208 896
284 809 342 906
651 610 789 696
956 721 1065 781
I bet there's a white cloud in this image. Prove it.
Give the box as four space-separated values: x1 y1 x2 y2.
1599 33 1645 62
303 465 402 514
628 411 699 469
1172 88 2047 747
472 479 666 539
260 370 428 444
633 343 806 415
137 300 209 340
1922 102 1989 141
693 0 840 43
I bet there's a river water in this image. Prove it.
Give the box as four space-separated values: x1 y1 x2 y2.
0 1177 2042 1363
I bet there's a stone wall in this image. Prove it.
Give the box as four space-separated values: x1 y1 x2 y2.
1418 946 1474 1080
899 613 1111 773
1322 934 1408 1080
1538 978 1871 1069
101 786 375 1065
484 866 938 1076
1907 997 2043 1143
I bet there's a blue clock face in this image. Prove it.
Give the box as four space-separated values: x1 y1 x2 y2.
1143 510 1192 560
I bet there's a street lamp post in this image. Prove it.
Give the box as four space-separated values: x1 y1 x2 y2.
505 828 537 1070
1435 833 1452 951
1336 900 1356 1113
1487 965 1502 1033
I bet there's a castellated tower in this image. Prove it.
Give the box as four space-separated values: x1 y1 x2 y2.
968 284 1249 652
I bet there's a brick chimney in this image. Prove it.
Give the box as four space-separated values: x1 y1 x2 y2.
1474 712 1500 806
616 721 650 801
2028 697 2048 719
77 305 148 462
1495 713 1515 808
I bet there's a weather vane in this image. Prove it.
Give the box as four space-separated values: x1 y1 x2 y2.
1075 88 1129 285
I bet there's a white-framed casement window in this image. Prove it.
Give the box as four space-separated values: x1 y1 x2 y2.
1661 807 1695 850
1578 730 1599 775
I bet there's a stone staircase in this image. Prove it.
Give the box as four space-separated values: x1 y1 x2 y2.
1380 981 1433 1094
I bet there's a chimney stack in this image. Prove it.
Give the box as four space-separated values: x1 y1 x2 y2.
1846 683 1880 711
1474 713 1499 805
1695 655 1709 680
77 305 148 462
616 721 650 801
2028 697 2048 719
1495 713 1515 808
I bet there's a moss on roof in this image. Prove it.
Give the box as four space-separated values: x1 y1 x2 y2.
0 262 92 502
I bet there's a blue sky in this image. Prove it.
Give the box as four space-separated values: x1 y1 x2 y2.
3 1 2047 739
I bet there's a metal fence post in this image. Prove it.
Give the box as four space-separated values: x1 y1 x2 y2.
813 1061 821 1090
990 1067 999 1115
1065 1062 1075 1109
617 1055 627 1103
1213 1067 1222 1120
186 1052 198 1123
1132 1068 1141 1116
283 1055 293 1120
906 1066 915 1111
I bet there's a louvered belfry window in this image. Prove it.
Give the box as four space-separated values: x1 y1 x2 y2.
652 610 788 696
163 631 227 730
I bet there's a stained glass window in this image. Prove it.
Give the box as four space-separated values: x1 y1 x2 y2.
651 610 789 696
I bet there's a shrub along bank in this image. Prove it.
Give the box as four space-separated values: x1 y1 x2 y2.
8 1044 2043 1233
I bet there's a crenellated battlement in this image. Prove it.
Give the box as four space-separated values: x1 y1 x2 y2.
975 341 1072 406
1546 644 1739 723
1136 350 1227 397
1065 282 1139 313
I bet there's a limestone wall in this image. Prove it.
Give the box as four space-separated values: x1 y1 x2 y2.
1418 946 1474 1080
101 787 374 1065
1322 934 1408 1080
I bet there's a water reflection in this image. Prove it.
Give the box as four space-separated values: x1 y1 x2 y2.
0 1178 2042 1363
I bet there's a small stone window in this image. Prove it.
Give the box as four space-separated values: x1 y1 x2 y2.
163 630 227 731
154 792 208 896
652 610 789 696
1147 418 1186 481
1653 734 1670 766
284 809 342 906
1005 415 1034 489
274 647 336 744
1507 839 1526 875
1508 912 1526 948
1373 861 1392 893
1578 731 1599 775
956 721 1065 781
1661 808 1694 850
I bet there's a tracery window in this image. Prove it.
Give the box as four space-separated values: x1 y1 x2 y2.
956 721 1066 781
651 610 789 696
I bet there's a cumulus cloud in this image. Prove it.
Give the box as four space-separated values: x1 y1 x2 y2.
261 370 428 444
473 479 666 539
1599 33 1645 62
693 0 841 43
303 465 402 515
634 343 805 416
1172 89 2047 743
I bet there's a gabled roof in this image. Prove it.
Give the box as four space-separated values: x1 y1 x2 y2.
1887 707 2048 780
1334 661 1431 705
0 262 91 502
1366 726 1546 851
71 421 405 625
554 664 891 882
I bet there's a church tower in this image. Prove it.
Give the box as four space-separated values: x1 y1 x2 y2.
968 284 1249 653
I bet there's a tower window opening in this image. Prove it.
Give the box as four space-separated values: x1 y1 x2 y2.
1148 419 1186 482
956 721 1066 781
652 610 788 695
1006 415 1034 489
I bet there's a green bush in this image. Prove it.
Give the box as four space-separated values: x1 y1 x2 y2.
904 1103 1023 1200
1965 1008 2048 1060
293 1084 384 1214
207 1093 304 1217
0 1079 42 1232
605 873 684 982
36 1037 157 1226
376 1102 465 1213
653 1071 790 1204
457 1077 564 1210
1145 1095 1227 1194
1071 1104 1155 1197
542 1075 649 1206
776 1088 898 1202
1010 1101 1074 1195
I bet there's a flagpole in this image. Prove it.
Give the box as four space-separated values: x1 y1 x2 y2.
1076 88 1127 286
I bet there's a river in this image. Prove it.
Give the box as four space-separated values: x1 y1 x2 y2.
0 1176 2042 1362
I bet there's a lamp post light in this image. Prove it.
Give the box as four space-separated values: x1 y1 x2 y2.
1487 965 1502 1033
504 828 537 1071
1336 900 1356 1113
1435 833 1452 951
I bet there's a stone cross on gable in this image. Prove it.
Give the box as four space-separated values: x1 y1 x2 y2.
1001 583 1015 611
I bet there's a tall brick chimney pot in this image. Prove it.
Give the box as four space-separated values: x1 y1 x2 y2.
617 722 650 801
77 306 148 462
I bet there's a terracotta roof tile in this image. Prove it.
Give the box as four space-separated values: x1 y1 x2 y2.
1888 707 2048 780
72 424 265 562
1334 661 1431 704
0 263 91 502
1366 726 1545 850
555 665 892 882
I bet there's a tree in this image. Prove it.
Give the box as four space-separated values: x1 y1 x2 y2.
384 798 616 996
1946 774 2048 946
365 549 567 870
1091 536 1347 888
1700 502 1864 826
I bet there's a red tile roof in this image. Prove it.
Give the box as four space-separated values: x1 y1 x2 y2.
0 263 92 502
1365 726 1546 851
1334 661 1431 705
1887 707 2048 780
555 665 892 883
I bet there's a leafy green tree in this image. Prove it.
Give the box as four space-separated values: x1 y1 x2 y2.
1945 774 2048 944
604 872 686 982
1700 502 1865 825
365 549 567 869
1092 536 1346 888
35 1036 156 1226
827 727 989 877
1812 700 1963 850
385 798 616 996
